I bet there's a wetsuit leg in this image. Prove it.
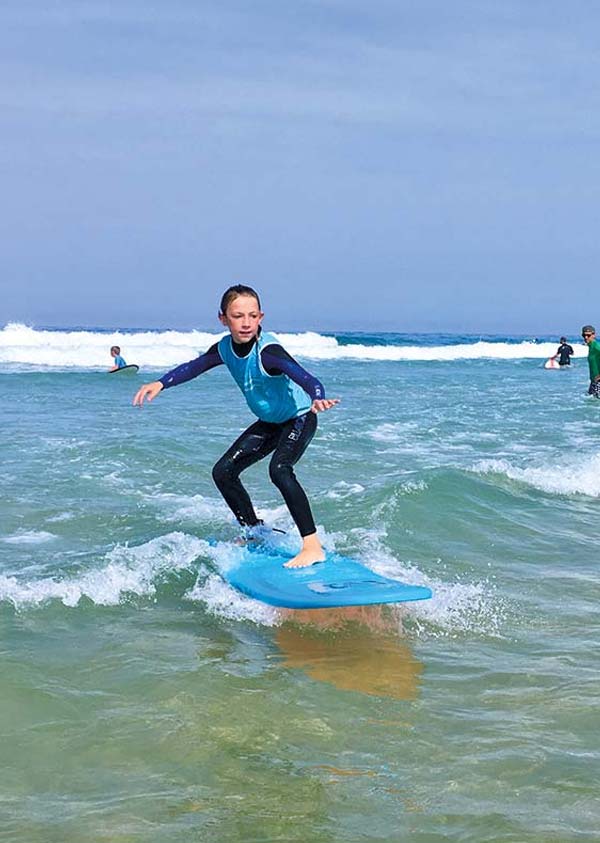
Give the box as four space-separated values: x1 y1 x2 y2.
212 420 280 527
268 411 318 537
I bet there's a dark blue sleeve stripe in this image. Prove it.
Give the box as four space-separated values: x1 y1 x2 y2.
261 345 325 401
159 343 223 389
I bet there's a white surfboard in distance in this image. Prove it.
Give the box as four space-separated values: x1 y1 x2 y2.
544 357 560 369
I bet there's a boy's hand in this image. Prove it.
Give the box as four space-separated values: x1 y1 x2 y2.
133 381 164 406
311 398 340 413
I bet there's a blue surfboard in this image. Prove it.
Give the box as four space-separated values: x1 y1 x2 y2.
223 546 433 609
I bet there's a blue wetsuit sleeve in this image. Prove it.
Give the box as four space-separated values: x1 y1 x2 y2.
261 344 325 400
159 343 223 389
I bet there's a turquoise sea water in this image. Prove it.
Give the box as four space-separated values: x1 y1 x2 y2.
1 327 599 842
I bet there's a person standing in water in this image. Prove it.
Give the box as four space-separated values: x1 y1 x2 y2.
109 346 128 371
553 337 574 367
582 325 600 398
133 285 339 568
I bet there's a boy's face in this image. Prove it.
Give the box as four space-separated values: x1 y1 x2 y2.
219 295 264 344
582 330 596 345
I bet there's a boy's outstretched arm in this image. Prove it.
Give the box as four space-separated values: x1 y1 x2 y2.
133 343 223 407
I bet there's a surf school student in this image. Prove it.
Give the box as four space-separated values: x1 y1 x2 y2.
582 325 600 398
133 285 339 568
109 346 127 371
554 337 574 367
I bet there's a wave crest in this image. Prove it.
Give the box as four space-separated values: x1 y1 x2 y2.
472 455 600 497
0 532 206 609
0 323 586 368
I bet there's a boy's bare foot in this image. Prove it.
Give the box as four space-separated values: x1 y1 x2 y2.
283 533 326 568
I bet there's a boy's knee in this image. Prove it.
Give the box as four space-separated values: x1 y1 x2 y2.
212 459 231 488
269 460 293 490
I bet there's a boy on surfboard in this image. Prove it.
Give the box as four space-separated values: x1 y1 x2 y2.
109 346 128 371
133 285 339 568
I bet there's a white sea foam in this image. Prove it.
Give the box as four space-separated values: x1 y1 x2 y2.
1 530 57 545
408 575 506 638
397 479 428 495
472 454 600 498
0 532 207 609
0 526 288 620
358 541 505 638
0 322 222 369
186 571 279 627
368 422 410 442
147 492 231 524
325 481 365 499
0 524 504 636
0 322 587 368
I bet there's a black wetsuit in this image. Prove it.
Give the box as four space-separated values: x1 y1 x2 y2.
556 343 574 366
159 336 324 536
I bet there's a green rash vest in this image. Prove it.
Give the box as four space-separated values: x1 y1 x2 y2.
587 339 600 381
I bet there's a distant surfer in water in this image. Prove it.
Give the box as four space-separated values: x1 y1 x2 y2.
109 346 128 371
133 284 339 568
582 325 600 398
553 337 574 367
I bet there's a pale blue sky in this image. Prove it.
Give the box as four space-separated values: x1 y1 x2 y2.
2 1 599 332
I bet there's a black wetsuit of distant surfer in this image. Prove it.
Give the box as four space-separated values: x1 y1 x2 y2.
158 331 325 537
556 342 574 366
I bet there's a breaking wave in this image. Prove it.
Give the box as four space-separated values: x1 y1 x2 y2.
471 454 600 498
0 323 586 368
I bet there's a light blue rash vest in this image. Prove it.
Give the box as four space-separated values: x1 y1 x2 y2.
218 331 312 423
